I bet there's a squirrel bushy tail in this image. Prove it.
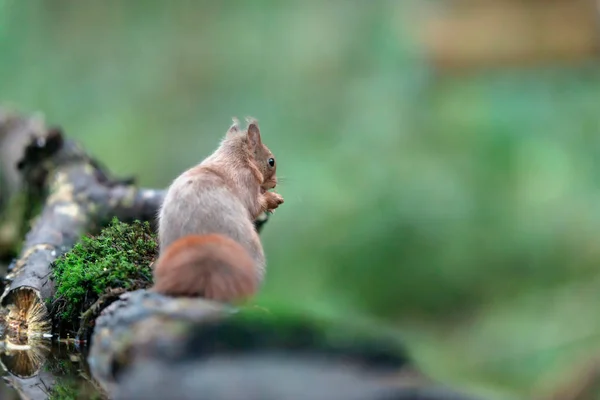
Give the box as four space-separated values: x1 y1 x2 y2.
151 234 259 302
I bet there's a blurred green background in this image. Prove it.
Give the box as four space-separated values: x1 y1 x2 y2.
3 1 600 399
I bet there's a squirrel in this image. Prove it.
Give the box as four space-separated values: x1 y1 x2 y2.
151 117 284 303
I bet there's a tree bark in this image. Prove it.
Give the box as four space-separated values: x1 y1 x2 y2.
87 289 231 394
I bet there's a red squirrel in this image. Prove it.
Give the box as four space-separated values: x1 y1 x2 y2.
151 117 284 302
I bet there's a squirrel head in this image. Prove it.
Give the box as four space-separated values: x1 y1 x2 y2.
226 117 278 191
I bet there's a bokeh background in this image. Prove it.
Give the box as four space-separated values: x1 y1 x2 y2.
2 1 600 399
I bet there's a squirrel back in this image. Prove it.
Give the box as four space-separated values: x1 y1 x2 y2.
152 118 284 303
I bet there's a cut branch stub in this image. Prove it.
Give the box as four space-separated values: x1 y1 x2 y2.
0 110 50 282
0 123 165 340
0 109 47 202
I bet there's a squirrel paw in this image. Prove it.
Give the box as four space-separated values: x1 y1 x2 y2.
263 191 284 212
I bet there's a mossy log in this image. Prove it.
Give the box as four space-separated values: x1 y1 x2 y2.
0 110 165 341
87 290 481 400
0 108 271 342
50 218 159 339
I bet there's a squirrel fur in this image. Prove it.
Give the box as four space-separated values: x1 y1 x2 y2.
152 117 284 302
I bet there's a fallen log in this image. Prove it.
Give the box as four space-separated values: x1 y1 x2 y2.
0 108 481 400
0 119 165 340
0 107 272 343
87 289 482 400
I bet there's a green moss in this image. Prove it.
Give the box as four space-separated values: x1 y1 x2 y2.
48 378 105 400
48 380 78 400
50 217 157 332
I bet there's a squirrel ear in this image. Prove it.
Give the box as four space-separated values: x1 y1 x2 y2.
226 117 241 138
246 117 262 150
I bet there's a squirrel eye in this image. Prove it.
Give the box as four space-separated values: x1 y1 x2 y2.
268 158 275 167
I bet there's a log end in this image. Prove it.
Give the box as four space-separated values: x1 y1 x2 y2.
1 287 50 340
